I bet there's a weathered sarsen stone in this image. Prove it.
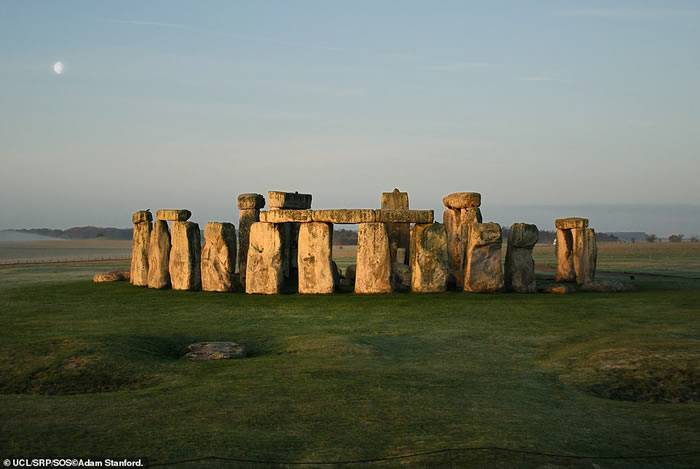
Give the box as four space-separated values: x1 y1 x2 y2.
381 189 410 265
410 223 449 293
505 223 538 293
201 222 237 292
443 192 482 289
130 210 152 287
355 223 392 294
238 193 265 290
93 271 129 283
583 228 598 285
245 222 283 294
554 217 596 285
464 222 503 292
169 221 201 291
297 222 335 294
147 220 171 289
156 209 192 221
268 191 312 210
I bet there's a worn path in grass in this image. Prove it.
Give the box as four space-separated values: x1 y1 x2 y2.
0 256 699 467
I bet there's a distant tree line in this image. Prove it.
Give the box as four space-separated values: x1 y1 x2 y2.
12 227 132 240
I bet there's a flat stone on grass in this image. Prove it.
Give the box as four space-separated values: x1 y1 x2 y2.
184 342 247 360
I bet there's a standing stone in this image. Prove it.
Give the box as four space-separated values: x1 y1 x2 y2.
381 189 410 265
147 220 171 289
554 217 589 284
464 222 503 293
355 223 392 294
582 228 598 285
201 222 237 292
130 210 152 287
268 191 312 291
555 228 575 282
443 192 482 289
245 222 283 294
169 221 201 291
410 223 449 293
237 193 265 290
504 223 539 293
298 222 335 294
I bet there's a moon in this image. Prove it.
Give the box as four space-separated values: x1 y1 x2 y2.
53 61 64 75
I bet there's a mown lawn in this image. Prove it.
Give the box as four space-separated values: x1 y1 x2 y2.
0 257 698 468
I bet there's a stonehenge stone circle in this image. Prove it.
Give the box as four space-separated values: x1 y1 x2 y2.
555 217 597 285
237 193 265 290
297 222 336 294
355 223 392 294
464 222 503 292
169 221 201 291
245 222 284 294
443 192 483 288
201 222 237 292
130 210 152 287
410 223 449 293
147 220 171 289
504 223 539 293
381 189 410 265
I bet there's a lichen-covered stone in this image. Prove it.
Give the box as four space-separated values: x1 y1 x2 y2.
312 209 377 224
443 206 482 288
555 217 588 230
464 223 503 293
375 209 433 224
555 228 576 282
245 222 283 294
268 191 312 209
259 210 313 223
169 221 201 291
93 271 129 283
130 220 151 286
505 223 538 293
156 209 191 221
147 220 171 289
185 342 247 360
381 189 410 265
410 223 449 293
132 210 153 224
237 193 265 210
442 192 481 209
201 222 237 292
298 222 335 294
583 228 598 285
355 223 392 294
391 262 411 292
238 206 261 290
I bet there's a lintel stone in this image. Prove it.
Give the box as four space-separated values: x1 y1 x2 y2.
237 193 265 210
555 217 589 230
156 209 192 221
268 191 312 209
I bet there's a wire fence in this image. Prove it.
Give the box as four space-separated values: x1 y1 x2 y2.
0 256 131 266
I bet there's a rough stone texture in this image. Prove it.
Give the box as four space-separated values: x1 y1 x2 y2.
443 206 482 289
93 271 129 283
391 262 411 292
375 209 434 224
132 210 153 224
147 220 171 289
259 210 313 223
442 192 481 210
342 264 357 288
278 222 299 288
580 279 630 292
312 209 376 224
245 222 283 294
584 228 598 284
464 223 503 293
268 191 312 209
156 209 192 221
297 222 335 294
540 283 576 294
555 217 589 230
571 228 587 285
185 342 247 360
201 222 237 292
355 223 392 294
169 221 201 291
381 189 410 265
395 248 407 264
130 219 151 286
555 228 576 282
505 223 539 293
238 195 264 290
237 193 265 210
410 223 449 293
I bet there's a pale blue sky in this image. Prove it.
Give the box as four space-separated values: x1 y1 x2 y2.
1 1 699 234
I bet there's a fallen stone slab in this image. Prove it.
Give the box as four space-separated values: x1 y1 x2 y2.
93 271 129 283
156 209 192 222
442 192 481 209
555 217 589 230
268 191 312 209
580 280 632 292
184 342 247 360
540 283 576 294
259 209 313 223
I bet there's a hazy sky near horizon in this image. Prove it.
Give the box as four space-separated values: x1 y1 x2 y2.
1 1 699 234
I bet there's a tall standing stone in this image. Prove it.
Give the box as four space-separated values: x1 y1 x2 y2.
130 210 152 287
504 223 538 293
147 220 171 289
381 188 410 265
464 222 503 293
555 218 589 284
410 223 449 293
268 191 312 290
201 222 237 292
442 192 482 289
238 193 265 290
298 222 335 294
583 228 598 285
169 221 201 291
245 222 284 294
355 223 392 294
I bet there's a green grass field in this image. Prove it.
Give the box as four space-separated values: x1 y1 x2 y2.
1 243 699 467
